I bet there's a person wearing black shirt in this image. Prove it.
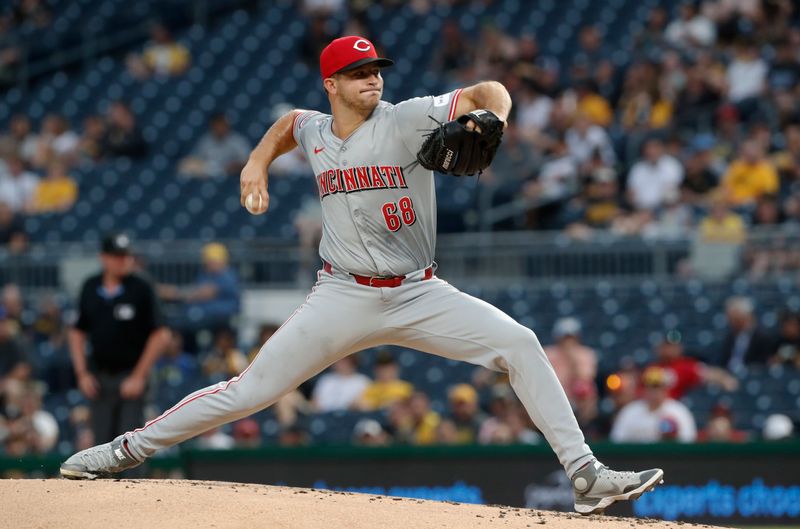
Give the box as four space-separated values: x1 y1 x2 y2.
68 233 168 444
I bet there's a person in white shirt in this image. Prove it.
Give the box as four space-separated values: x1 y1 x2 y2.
312 355 371 412
664 3 716 49
626 138 684 211
32 114 79 169
726 42 767 104
0 154 39 213
611 366 697 443
565 113 616 169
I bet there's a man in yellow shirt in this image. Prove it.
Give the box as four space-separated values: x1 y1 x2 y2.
722 140 779 205
357 352 413 411
32 160 78 213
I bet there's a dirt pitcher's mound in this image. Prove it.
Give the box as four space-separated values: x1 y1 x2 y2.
2 479 724 529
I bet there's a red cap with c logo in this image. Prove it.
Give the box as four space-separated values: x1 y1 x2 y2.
320 36 394 79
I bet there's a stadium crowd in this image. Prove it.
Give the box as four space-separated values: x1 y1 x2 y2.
1 0 799 459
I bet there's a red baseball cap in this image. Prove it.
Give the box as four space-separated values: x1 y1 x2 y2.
320 36 393 79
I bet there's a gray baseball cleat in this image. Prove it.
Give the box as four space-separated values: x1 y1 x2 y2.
60 435 142 480
572 460 664 515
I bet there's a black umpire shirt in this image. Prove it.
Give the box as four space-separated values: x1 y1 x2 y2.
75 273 162 374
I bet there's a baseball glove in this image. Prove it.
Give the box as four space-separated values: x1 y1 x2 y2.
417 109 504 176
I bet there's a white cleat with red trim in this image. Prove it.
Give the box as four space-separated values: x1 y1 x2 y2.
60 435 142 480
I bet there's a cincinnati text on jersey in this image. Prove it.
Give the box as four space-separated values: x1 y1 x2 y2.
316 165 408 199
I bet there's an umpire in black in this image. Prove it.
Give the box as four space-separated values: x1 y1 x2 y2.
68 232 169 444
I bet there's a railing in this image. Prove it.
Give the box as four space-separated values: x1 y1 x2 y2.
2 227 798 292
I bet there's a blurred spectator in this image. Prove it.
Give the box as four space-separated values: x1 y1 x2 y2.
433 20 474 78
0 115 38 163
572 25 605 73
634 7 669 56
627 138 685 211
294 197 323 284
697 404 749 443
301 0 345 17
357 352 413 411
725 40 767 109
11 0 52 29
752 194 784 226
712 296 774 370
69 233 169 444
610 366 697 443
0 306 31 390
195 427 235 450
443 383 485 444
574 80 613 128
312 355 371 412
618 62 673 134
564 167 623 236
680 135 719 205
31 114 79 169
479 385 541 445
523 134 576 210
0 42 19 88
0 201 27 253
406 391 441 445
178 114 250 178
200 327 248 383
246 323 280 363
77 114 108 164
565 113 616 170
279 424 310 447
772 122 800 186
352 418 390 446
649 330 738 399
543 317 597 405
770 310 800 367
300 16 335 66
103 101 147 158
721 139 778 206
762 413 794 441
698 192 746 244
159 242 241 347
435 418 460 445
664 2 717 49
674 67 723 134
127 23 190 80
0 154 39 213
30 160 78 213
2 380 58 455
232 418 261 448
1 283 28 340
153 329 201 404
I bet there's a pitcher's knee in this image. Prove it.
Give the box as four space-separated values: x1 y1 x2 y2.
499 325 547 367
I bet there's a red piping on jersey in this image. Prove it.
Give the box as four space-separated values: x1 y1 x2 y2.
128 284 319 436
448 88 463 121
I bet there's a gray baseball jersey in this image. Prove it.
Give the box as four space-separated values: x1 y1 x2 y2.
292 89 464 276
116 89 595 483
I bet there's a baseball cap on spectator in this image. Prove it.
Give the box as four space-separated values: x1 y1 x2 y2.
202 242 229 264
642 366 668 387
449 383 478 405
374 350 396 366
353 418 384 438
763 413 794 440
320 36 394 79
553 317 582 339
101 232 132 255
689 133 716 153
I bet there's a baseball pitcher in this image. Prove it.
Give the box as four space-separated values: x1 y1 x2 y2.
61 36 663 515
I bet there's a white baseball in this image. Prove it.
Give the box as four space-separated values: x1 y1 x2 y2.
245 192 263 214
